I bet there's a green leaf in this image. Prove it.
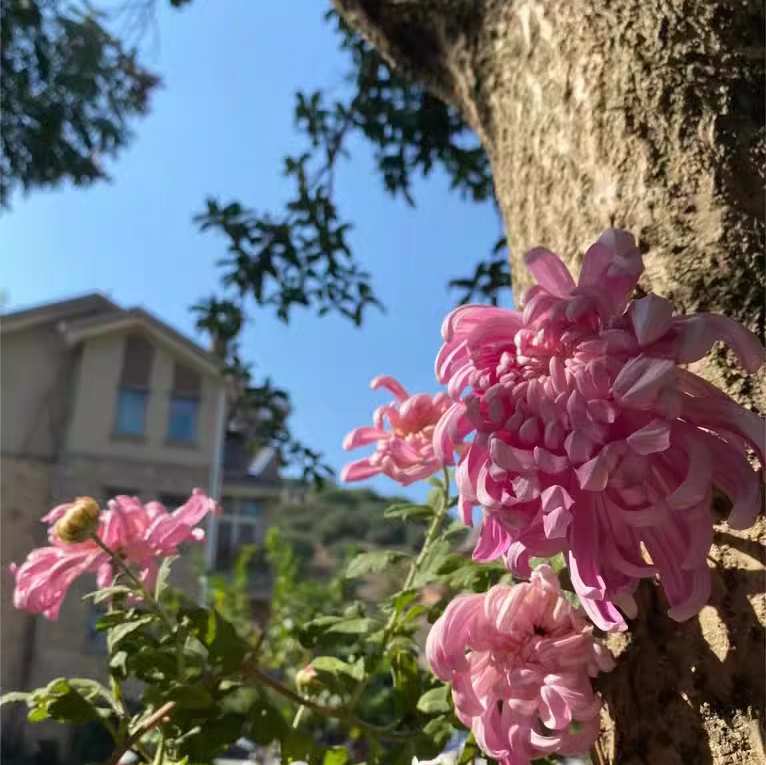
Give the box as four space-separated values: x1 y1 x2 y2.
323 748 350 765
0 691 29 705
399 604 428 626
383 503 433 521
346 550 409 578
168 684 214 710
458 732 481 764
179 607 246 673
281 727 315 763
390 590 417 617
416 685 451 715
82 584 133 603
174 712 246 761
530 553 566 573
326 617 380 635
25 679 101 725
249 698 288 745
391 649 420 716
310 656 362 695
419 716 453 754
108 615 153 649
155 555 178 601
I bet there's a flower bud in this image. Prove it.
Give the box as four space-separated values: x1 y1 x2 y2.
55 497 101 544
295 664 321 695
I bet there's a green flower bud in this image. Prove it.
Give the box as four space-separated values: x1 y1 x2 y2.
295 664 321 695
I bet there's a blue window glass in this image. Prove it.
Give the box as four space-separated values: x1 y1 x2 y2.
115 387 147 435
242 501 263 518
168 396 199 443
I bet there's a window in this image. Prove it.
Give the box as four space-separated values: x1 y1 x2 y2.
114 334 154 438
115 388 147 436
168 397 199 443
213 498 266 570
168 362 201 445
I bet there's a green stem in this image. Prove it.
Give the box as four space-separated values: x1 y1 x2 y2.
292 704 307 729
244 664 416 741
90 534 185 675
152 730 166 765
347 467 451 712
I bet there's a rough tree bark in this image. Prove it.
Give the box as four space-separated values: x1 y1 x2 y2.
333 1 765 763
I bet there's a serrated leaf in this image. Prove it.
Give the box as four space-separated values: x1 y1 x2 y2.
346 550 409 578
416 686 451 715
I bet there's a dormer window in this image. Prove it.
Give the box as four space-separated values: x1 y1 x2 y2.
114 334 153 437
167 362 200 445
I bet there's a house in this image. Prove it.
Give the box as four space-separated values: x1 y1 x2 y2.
0 293 284 759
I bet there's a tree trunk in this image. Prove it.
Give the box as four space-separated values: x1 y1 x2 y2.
333 1 765 762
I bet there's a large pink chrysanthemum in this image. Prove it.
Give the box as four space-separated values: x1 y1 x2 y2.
427 565 614 765
11 489 220 619
435 229 764 631
341 375 453 486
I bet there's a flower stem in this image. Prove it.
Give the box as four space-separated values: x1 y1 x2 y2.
292 704 307 729
104 702 175 765
243 664 415 741
347 467 451 712
90 534 185 675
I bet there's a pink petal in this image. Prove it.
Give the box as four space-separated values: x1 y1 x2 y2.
490 437 534 472
539 686 572 730
673 314 764 373
630 294 674 346
340 459 381 482
626 418 671 454
668 436 712 509
342 426 387 450
612 355 675 408
523 247 576 297
370 375 408 401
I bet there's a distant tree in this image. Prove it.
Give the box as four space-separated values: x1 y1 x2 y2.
273 484 425 573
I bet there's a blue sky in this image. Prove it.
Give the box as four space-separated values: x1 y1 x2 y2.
0 0 508 501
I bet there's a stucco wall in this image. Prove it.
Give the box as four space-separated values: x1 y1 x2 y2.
65 331 223 469
0 325 74 458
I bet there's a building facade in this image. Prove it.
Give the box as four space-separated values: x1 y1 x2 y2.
1 294 283 760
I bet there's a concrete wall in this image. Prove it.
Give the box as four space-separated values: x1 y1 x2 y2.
66 331 223 469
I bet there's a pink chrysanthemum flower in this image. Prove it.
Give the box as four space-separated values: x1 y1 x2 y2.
341 375 453 486
10 489 220 619
426 565 614 765
435 229 764 631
